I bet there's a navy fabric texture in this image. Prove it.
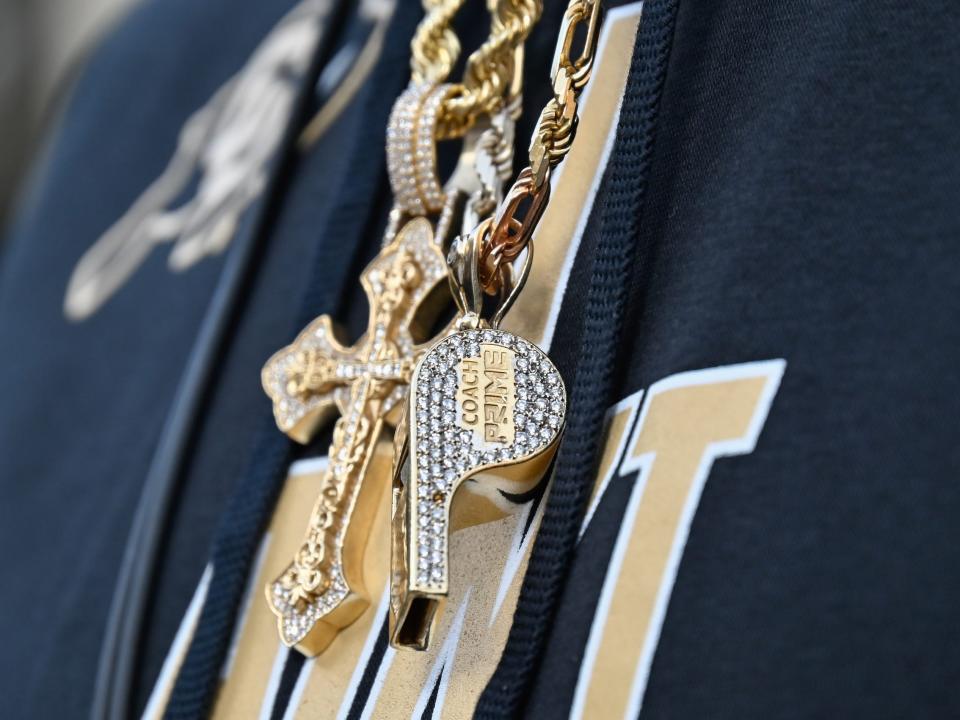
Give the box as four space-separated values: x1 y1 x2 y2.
525 1 960 718
161 3 423 715
102 3 354 716
1 0 959 718
0 0 306 716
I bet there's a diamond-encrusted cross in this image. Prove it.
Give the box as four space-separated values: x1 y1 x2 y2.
261 217 448 654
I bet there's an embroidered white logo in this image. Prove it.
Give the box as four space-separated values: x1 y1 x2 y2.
64 0 327 321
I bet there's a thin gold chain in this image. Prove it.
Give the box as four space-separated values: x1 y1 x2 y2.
527 0 601 180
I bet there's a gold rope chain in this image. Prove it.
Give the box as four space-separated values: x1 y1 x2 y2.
411 0 544 140
473 0 603 294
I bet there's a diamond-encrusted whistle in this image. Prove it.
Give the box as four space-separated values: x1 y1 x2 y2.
389 217 567 650
389 0 603 652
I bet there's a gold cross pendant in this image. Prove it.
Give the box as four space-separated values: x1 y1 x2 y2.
261 217 448 654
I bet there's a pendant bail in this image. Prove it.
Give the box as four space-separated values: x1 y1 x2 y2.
447 216 532 330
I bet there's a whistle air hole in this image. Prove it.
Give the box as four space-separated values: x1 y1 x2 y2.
398 597 439 650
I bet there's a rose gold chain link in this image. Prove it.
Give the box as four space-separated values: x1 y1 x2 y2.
478 167 548 292
475 0 603 295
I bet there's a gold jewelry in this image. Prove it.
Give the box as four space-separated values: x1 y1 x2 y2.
260 0 540 655
389 0 604 652
413 0 542 139
262 218 449 653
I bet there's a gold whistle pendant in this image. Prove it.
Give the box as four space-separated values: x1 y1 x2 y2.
390 327 566 650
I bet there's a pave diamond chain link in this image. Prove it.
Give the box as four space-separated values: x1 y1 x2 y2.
385 0 541 231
